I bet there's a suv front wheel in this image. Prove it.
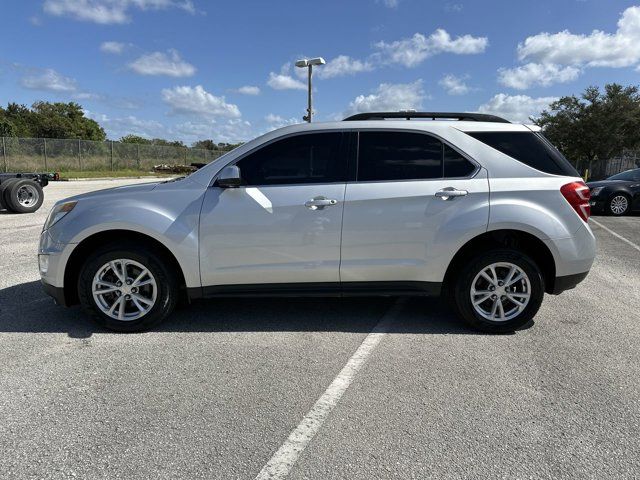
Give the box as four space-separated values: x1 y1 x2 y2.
78 244 178 332
451 249 544 333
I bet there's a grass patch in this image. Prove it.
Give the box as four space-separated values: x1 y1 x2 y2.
57 169 175 179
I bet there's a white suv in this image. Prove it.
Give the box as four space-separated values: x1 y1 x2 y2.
39 112 596 333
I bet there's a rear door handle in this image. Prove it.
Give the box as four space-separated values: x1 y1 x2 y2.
435 187 468 200
305 196 338 210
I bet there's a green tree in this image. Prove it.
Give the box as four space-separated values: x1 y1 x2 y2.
0 101 106 140
192 139 216 150
536 84 640 176
120 134 152 144
192 139 243 151
150 138 186 148
0 118 16 136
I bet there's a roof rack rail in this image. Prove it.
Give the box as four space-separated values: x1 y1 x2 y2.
342 111 511 123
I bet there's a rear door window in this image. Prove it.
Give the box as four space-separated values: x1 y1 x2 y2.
444 144 476 177
357 131 443 181
356 131 477 181
467 131 578 176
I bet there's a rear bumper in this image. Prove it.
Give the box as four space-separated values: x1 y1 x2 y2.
41 280 68 306
551 271 589 295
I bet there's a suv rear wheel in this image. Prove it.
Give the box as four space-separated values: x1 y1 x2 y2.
451 249 544 333
78 243 178 332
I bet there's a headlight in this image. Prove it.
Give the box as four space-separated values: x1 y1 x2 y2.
590 187 604 196
43 201 77 231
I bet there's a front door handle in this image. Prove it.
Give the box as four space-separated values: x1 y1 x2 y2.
435 187 468 200
305 196 338 210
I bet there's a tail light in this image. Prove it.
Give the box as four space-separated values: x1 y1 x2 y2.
560 181 591 222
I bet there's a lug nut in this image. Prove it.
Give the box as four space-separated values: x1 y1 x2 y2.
491 294 497 299
126 280 132 285
131 287 138 293
489 286 495 291
117 281 122 287
498 281 504 286
125 294 131 300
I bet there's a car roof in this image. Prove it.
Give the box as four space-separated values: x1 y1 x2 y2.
269 120 537 135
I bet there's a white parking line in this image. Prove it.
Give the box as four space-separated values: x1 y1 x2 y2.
590 218 640 252
255 299 405 480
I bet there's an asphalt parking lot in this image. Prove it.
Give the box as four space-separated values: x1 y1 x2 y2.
1 180 639 479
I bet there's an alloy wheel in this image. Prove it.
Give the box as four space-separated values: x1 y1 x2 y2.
610 195 629 215
470 262 531 322
91 259 157 321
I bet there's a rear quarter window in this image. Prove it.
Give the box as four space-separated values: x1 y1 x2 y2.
467 131 578 176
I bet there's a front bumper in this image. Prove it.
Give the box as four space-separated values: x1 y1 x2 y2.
41 279 68 306
39 229 74 305
589 197 607 212
551 271 589 294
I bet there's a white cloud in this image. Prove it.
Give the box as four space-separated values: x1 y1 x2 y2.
497 63 580 90
316 55 374 79
21 68 77 92
477 93 557 123
100 41 127 54
129 49 195 77
439 74 471 95
73 92 103 101
188 118 252 144
345 80 426 115
162 85 241 118
374 29 488 67
43 0 195 24
264 114 299 129
380 0 399 8
267 72 306 90
517 6 640 68
444 3 463 12
234 85 261 95
85 111 166 139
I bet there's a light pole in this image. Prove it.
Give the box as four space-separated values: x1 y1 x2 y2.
295 57 325 122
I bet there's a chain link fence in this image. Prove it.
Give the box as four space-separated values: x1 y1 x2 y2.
0 137 226 173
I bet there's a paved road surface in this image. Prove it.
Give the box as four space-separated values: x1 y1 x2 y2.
1 180 638 479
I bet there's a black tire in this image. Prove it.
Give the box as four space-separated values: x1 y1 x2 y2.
450 249 545 333
78 243 178 332
606 193 631 216
3 178 44 213
0 178 19 211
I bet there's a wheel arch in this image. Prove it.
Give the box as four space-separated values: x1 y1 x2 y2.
442 229 557 295
63 229 187 306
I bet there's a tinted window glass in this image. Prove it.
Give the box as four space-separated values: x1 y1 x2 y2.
236 133 346 185
444 144 476 177
608 169 640 181
358 131 443 181
467 131 579 176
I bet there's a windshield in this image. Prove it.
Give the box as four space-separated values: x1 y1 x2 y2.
608 169 640 181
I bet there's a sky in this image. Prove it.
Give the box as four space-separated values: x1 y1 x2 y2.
2 0 640 144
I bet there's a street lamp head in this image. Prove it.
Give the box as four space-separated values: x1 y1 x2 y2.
295 57 326 68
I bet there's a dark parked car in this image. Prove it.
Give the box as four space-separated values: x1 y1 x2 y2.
587 168 640 215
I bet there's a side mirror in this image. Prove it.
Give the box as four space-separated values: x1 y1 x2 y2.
216 165 242 188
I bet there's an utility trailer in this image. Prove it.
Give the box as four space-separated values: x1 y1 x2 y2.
0 173 57 214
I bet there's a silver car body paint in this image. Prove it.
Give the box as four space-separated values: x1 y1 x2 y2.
40 120 596 293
